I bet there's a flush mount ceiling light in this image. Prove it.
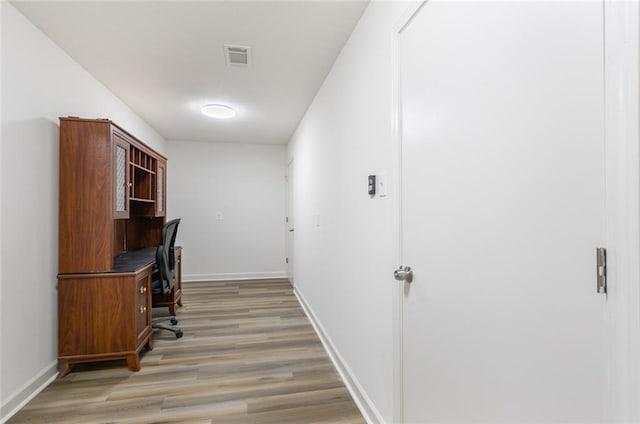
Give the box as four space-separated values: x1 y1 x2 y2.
201 104 236 119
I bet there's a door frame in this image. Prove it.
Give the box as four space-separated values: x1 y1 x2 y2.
390 4 424 423
286 158 295 286
390 1 640 422
602 2 640 421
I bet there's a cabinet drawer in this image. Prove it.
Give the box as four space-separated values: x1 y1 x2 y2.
135 269 152 342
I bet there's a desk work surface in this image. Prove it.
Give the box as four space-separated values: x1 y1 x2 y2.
113 246 156 273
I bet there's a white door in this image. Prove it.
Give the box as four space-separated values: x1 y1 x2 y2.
398 2 606 422
286 159 295 284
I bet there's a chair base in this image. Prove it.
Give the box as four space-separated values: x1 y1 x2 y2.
152 317 183 338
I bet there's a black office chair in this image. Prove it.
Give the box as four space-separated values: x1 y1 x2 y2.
151 219 183 338
164 218 180 271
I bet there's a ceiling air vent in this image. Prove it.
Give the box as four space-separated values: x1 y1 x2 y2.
224 44 251 67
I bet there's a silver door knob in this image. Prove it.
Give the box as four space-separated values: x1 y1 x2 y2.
394 265 413 283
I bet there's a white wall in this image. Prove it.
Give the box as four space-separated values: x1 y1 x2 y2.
287 2 412 422
166 140 287 281
0 0 4 414
0 2 165 420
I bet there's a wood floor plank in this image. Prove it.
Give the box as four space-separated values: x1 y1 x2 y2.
7 279 365 424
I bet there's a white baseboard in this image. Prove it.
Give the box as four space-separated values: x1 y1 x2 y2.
293 287 385 424
183 271 287 282
1 361 58 424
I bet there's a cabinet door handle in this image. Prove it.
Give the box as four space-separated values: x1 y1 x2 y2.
139 286 147 294
139 306 147 313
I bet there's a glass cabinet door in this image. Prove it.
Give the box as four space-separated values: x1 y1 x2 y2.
114 134 130 219
156 161 166 217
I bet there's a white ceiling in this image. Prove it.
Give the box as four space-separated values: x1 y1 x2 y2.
12 1 368 145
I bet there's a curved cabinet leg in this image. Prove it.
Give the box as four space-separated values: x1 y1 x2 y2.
145 337 154 351
126 354 141 372
57 359 71 378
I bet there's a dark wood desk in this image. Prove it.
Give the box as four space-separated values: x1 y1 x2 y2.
113 246 157 271
57 249 156 378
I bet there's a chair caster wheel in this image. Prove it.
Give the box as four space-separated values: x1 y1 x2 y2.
171 318 178 325
176 331 183 339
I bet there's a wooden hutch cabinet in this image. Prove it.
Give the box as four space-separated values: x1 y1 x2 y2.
57 117 171 377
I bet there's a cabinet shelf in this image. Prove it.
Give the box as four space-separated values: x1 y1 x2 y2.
130 164 154 207
131 162 156 175
129 145 157 174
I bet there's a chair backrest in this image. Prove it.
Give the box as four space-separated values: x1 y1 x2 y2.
155 218 181 295
155 244 173 294
160 218 181 271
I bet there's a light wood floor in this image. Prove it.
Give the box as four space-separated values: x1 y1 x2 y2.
8 280 365 424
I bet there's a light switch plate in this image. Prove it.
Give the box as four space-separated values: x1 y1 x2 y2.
377 173 388 197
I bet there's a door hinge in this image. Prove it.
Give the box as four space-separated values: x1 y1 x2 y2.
596 247 607 294
286 216 289 223
286 257 289 264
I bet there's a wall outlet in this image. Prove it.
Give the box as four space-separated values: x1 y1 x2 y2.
216 211 224 221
